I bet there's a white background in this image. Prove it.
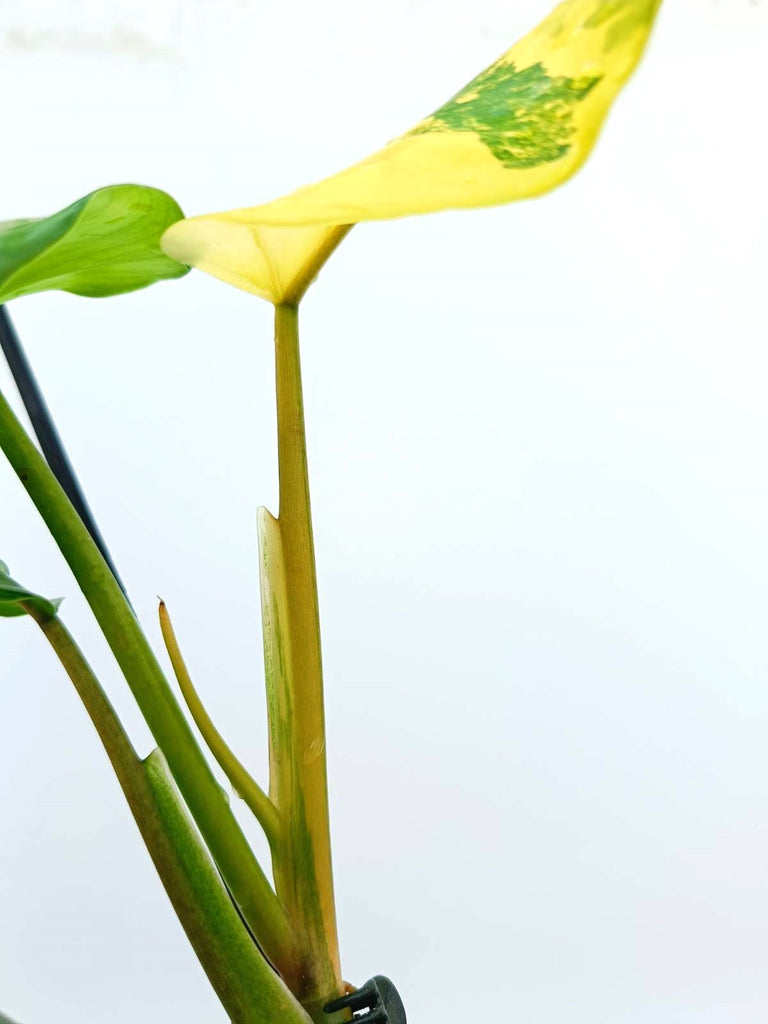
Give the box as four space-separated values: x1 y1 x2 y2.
1 0 767 1021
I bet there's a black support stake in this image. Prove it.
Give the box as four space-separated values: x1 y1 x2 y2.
0 304 130 600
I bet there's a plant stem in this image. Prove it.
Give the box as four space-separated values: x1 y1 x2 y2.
0 386 296 972
271 302 342 1017
25 606 311 1024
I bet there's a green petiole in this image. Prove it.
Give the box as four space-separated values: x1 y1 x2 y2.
0 385 296 975
265 302 343 1018
23 602 311 1024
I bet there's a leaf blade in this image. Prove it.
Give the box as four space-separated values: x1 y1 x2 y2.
162 0 662 302
0 185 189 305
0 560 61 619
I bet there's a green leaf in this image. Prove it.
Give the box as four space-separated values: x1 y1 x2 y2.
0 559 61 619
0 185 190 304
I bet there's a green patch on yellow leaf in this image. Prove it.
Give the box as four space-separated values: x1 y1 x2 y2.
409 61 601 169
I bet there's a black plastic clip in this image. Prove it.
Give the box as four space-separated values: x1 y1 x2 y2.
324 975 406 1023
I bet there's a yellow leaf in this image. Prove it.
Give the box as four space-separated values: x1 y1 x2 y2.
162 0 661 304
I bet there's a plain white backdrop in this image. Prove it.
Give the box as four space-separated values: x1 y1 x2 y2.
1 0 767 1021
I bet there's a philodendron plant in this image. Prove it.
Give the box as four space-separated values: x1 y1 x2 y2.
0 0 661 1020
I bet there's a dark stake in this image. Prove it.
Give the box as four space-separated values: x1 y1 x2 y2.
0 304 129 600
325 976 406 1023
